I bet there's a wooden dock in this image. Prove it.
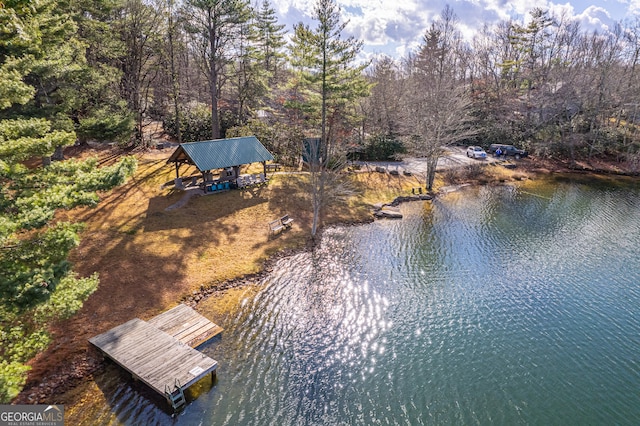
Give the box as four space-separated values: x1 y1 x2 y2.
89 304 223 410
148 303 223 347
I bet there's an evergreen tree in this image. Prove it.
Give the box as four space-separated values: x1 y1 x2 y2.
229 9 265 126
254 0 287 84
6 0 136 146
0 0 137 402
288 0 370 237
228 0 287 125
183 0 251 139
289 0 369 155
503 8 555 135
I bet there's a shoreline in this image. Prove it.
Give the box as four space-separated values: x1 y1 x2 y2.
14 205 404 405
13 157 638 405
14 246 306 405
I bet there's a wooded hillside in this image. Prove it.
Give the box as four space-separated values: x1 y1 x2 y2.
2 0 640 402
4 1 639 166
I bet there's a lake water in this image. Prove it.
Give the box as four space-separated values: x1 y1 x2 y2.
83 176 640 425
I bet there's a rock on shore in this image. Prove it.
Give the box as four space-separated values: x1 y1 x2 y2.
375 206 403 218
372 194 433 219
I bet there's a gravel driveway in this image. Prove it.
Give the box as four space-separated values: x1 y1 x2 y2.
354 146 498 176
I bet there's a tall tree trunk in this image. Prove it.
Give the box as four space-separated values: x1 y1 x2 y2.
209 62 220 139
208 14 221 139
321 36 328 159
168 0 182 144
425 155 438 191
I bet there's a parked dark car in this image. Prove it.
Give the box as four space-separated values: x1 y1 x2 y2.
489 144 528 159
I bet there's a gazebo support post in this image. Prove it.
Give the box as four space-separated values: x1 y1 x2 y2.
175 162 180 179
233 166 240 186
262 161 267 178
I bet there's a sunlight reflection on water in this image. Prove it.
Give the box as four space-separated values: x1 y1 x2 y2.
69 177 640 426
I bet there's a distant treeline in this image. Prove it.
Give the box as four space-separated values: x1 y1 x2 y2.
2 1 640 168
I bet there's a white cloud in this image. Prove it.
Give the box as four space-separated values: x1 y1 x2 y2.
270 0 632 58
272 0 315 17
575 5 614 32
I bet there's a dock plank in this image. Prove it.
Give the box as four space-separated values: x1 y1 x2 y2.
148 304 223 347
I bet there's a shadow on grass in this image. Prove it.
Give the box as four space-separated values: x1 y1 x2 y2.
143 191 268 233
22 163 400 405
19 157 208 393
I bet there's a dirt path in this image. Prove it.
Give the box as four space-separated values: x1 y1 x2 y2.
355 146 501 177
165 187 204 211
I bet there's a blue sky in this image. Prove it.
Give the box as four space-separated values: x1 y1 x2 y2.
268 0 638 59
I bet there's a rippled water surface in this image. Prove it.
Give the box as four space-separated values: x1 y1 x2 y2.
87 177 640 425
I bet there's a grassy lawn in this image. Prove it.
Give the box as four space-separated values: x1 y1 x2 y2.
20 149 413 389
19 146 530 402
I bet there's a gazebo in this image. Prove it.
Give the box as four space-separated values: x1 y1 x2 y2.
166 136 274 190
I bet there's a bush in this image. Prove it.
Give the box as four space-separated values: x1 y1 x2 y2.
352 134 405 161
227 119 277 150
0 361 31 403
443 163 485 185
77 103 134 144
163 103 213 142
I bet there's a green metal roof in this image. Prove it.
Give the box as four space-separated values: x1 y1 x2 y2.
167 136 274 171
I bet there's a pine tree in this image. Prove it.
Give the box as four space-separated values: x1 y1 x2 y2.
254 0 287 84
289 0 369 155
2 0 135 147
288 0 370 237
0 0 137 402
184 0 251 139
229 10 265 125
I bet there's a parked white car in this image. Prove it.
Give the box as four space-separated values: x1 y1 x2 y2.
466 146 487 159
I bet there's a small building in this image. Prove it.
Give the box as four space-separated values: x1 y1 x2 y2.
166 136 275 190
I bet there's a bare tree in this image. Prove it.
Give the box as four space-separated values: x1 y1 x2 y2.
184 0 250 139
303 138 355 238
403 6 477 191
116 0 164 145
165 0 183 143
362 56 404 138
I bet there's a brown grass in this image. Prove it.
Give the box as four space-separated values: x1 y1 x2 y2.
19 145 530 402
19 148 422 398
350 170 424 205
441 161 533 186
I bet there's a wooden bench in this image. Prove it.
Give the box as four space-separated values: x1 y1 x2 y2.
269 215 294 236
281 214 294 228
268 219 284 235
266 163 282 172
